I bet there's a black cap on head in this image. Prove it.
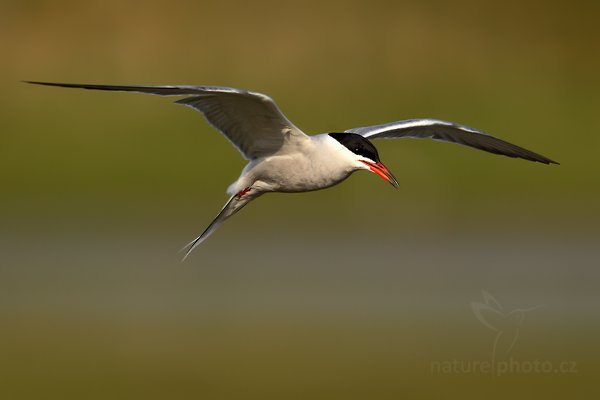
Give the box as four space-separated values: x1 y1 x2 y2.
328 132 380 163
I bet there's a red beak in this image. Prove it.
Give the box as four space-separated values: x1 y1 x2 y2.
360 161 399 188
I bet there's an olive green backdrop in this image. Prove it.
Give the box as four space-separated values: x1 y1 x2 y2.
1 0 599 399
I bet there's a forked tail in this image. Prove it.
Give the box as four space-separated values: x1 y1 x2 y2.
181 193 253 260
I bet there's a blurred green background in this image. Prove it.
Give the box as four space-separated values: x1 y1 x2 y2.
1 0 599 398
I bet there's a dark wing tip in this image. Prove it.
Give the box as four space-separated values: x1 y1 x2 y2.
544 159 560 165
24 81 78 87
23 81 126 91
515 153 559 165
23 80 52 86
520 152 559 165
22 81 218 97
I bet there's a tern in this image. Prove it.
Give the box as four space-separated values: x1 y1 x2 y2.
27 81 558 259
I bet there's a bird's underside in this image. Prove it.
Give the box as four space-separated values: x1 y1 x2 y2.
26 81 558 259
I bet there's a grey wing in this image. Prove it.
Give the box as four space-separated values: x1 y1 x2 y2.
346 119 558 165
26 81 307 160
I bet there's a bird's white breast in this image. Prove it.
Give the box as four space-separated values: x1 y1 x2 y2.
231 134 358 194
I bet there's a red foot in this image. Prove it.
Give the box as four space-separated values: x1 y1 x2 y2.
236 187 251 199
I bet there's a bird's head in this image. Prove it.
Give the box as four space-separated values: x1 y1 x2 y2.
328 132 399 188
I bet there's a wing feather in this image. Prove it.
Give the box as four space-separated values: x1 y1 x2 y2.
346 119 558 165
26 81 306 159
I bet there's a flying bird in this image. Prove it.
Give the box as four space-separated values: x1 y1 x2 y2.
26 81 558 259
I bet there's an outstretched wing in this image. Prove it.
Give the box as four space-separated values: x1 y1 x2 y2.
26 81 307 160
346 119 558 165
